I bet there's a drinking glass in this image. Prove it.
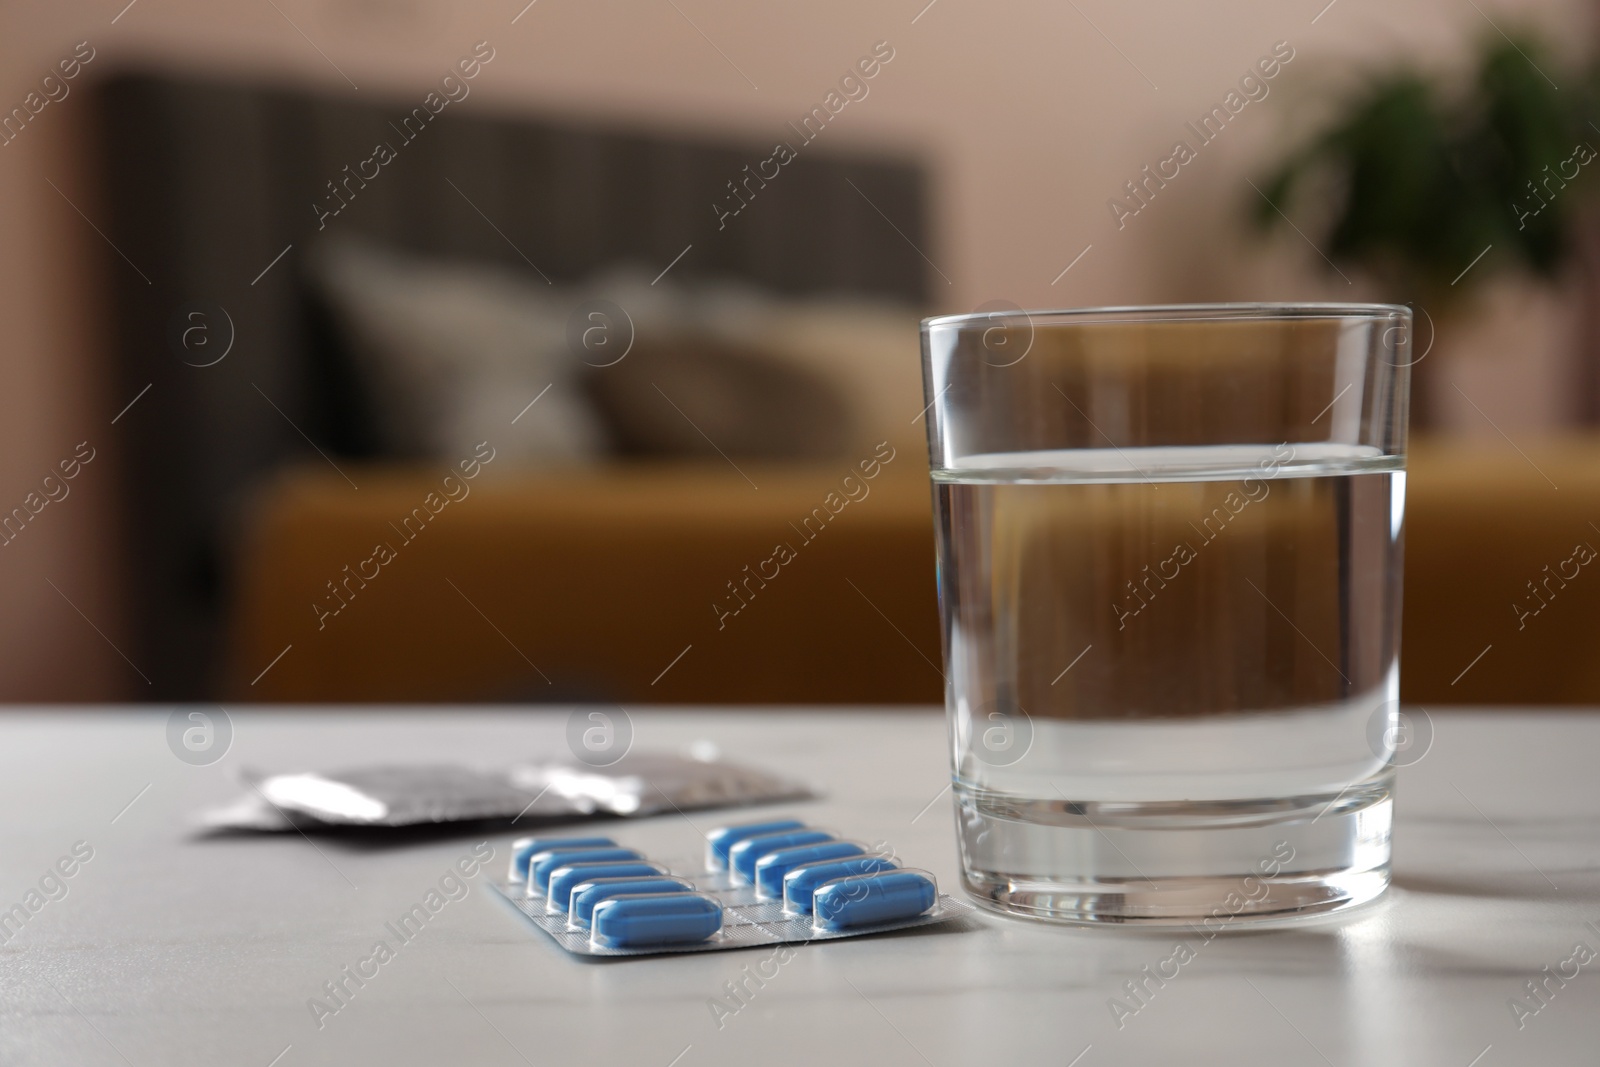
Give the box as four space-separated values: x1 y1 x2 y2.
920 304 1410 924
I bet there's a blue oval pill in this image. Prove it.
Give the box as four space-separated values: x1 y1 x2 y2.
529 847 641 894
754 841 866 899
545 862 667 914
729 830 834 883
782 856 898 914
705 819 807 869
812 870 937 930
569 877 696 927
590 893 723 949
509 836 616 882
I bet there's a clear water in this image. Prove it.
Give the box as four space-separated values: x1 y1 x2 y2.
932 444 1403 922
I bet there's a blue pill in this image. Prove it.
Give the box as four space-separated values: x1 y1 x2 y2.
705 819 807 869
545 862 667 914
590 893 723 949
529 847 641 894
569 877 696 927
509 836 616 882
782 856 899 914
812 870 936 931
729 830 834 883
755 841 866 899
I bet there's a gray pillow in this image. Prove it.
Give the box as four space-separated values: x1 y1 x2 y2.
306 238 607 463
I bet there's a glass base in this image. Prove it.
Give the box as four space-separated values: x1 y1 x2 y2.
954 775 1393 926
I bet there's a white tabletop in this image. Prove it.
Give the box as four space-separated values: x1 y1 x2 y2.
1 707 1596 1067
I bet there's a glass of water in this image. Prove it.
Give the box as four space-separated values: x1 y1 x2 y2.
921 304 1410 924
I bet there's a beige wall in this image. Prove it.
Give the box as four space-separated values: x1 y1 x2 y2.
0 0 1588 699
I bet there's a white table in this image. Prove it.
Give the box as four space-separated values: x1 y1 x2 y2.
1 708 1596 1066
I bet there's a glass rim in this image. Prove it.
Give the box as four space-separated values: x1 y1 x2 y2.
922 301 1411 332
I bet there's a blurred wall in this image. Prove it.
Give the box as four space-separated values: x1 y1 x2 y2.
0 0 1590 700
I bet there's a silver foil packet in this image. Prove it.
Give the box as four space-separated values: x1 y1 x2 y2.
201 751 812 832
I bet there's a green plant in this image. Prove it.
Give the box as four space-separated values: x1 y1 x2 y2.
1254 34 1596 304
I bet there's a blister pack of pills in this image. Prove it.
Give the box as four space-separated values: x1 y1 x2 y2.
490 818 975 956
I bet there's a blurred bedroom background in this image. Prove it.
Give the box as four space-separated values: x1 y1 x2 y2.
4 0 1600 706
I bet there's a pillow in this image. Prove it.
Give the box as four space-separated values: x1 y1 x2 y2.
307 240 924 465
582 333 855 459
753 299 928 456
583 268 926 457
306 238 608 464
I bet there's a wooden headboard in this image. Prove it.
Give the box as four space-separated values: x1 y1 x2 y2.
92 71 932 700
